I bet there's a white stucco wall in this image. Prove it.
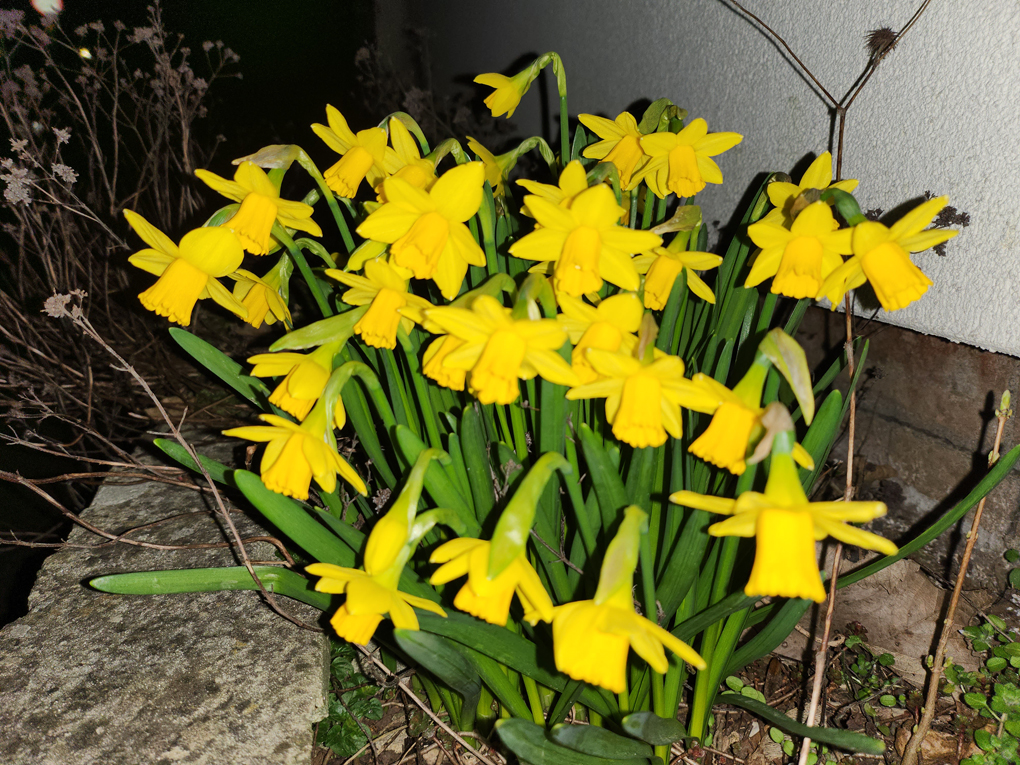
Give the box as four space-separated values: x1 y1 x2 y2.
381 0 1020 356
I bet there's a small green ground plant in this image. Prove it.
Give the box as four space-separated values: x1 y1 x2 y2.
944 616 1020 765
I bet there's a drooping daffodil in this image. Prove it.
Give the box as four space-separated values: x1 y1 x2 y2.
745 200 853 299
223 390 366 501
474 53 562 119
357 162 487 299
634 118 742 199
311 105 390 198
430 453 568 626
195 161 322 256
671 406 897 602
232 255 293 329
818 195 957 312
578 111 649 190
510 184 661 297
326 257 434 350
686 329 817 476
763 152 859 228
124 210 247 326
466 136 516 197
307 451 451 644
423 293 579 405
552 506 706 693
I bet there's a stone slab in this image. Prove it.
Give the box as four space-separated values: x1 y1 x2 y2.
0 442 329 765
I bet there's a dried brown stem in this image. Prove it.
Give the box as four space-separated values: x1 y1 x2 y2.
901 399 1011 765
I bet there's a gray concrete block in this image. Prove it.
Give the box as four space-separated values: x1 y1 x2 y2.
0 445 329 764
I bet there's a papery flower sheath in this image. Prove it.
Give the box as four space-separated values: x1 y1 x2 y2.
763 152 859 227
745 200 852 299
325 258 434 350
818 195 957 311
634 118 742 199
124 210 246 326
223 406 366 501
671 421 896 602
424 294 579 405
552 506 705 693
579 111 648 190
357 162 487 299
195 161 322 255
510 184 661 297
312 105 390 198
633 246 723 309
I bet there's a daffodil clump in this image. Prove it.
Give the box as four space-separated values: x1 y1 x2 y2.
104 51 981 763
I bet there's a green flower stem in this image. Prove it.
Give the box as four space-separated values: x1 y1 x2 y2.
495 404 513 451
295 149 355 254
641 188 655 230
273 224 332 318
638 531 666 742
559 95 570 169
655 194 668 226
509 402 529 464
380 349 417 433
522 673 545 725
398 332 442 450
563 428 597 558
629 191 639 229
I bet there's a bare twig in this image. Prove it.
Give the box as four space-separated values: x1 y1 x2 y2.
901 394 1012 765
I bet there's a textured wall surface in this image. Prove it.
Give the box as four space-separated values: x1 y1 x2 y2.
384 0 1020 354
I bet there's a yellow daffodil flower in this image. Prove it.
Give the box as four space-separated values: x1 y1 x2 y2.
124 211 246 326
223 405 366 501
684 371 765 476
567 347 706 449
671 419 896 602
232 262 292 329
325 258 434 349
516 159 590 214
377 117 436 201
556 292 644 384
579 111 648 190
745 201 853 299
763 152 859 227
306 451 448 644
633 246 723 309
510 184 661 297
430 453 566 626
195 161 322 255
430 538 553 626
424 294 579 405
312 105 390 198
474 69 534 118
357 162 487 300
422 334 468 391
553 506 705 693
466 136 516 197
248 339 345 424
634 119 742 199
818 195 957 311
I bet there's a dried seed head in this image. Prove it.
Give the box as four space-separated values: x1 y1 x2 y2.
866 27 897 58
